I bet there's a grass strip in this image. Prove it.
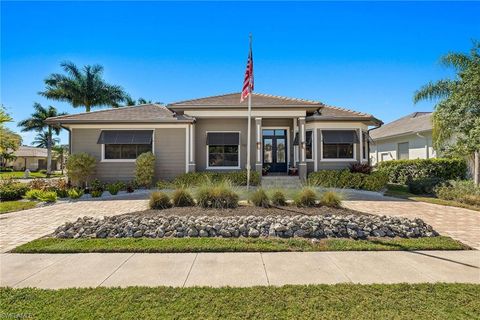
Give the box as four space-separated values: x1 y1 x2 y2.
1 284 479 319
0 200 37 214
12 236 468 253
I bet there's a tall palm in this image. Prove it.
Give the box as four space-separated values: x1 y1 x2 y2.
18 103 67 175
32 131 60 148
52 144 68 174
40 61 129 112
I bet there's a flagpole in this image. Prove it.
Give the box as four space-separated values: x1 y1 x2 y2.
246 34 252 190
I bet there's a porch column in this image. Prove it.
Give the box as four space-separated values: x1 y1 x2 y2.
293 118 298 167
188 123 196 172
255 118 263 174
298 117 307 180
359 128 364 163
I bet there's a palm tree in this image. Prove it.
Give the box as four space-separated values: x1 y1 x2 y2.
124 96 163 106
32 131 60 148
40 61 129 112
52 144 68 174
18 103 67 176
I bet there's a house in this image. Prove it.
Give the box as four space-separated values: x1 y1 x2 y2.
46 92 382 181
7 146 59 171
369 112 435 165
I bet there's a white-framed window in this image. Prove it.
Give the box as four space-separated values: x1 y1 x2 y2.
98 130 154 162
321 130 357 160
206 131 240 169
305 130 313 160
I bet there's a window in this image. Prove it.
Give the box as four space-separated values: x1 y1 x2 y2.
322 130 358 159
207 132 240 168
305 130 313 160
98 130 153 161
397 142 409 160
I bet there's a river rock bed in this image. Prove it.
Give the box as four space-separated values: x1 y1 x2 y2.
53 214 438 239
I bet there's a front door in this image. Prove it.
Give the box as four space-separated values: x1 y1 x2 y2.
263 129 287 172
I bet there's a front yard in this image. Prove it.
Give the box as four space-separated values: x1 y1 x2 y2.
0 171 64 179
0 200 37 214
1 284 479 319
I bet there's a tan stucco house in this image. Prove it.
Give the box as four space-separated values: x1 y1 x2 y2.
369 112 435 165
7 146 59 171
46 92 382 181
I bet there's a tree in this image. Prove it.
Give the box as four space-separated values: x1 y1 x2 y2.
124 96 162 106
40 61 129 112
32 131 60 148
0 105 22 168
414 41 480 185
18 103 66 176
52 144 68 174
65 153 96 187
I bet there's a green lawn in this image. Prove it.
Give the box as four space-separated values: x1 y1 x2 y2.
385 184 480 212
0 171 64 179
12 236 468 253
0 200 37 214
1 284 479 319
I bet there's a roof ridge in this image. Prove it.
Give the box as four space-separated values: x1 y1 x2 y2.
47 104 169 120
169 92 241 106
321 104 372 117
252 92 322 105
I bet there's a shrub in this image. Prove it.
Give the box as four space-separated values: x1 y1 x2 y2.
0 167 14 172
39 169 47 175
28 179 50 191
37 191 57 203
0 180 29 201
172 171 260 188
270 190 287 206
350 163 372 174
125 181 137 193
90 190 103 198
196 182 239 209
90 179 104 192
308 170 388 192
156 180 173 190
68 188 84 199
25 189 44 200
65 153 96 187
250 188 270 207
294 187 317 207
135 152 156 188
320 191 342 208
434 180 480 206
376 158 466 184
407 177 444 195
106 182 123 195
172 188 195 207
149 191 172 209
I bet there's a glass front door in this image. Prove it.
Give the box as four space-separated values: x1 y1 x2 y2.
262 129 287 172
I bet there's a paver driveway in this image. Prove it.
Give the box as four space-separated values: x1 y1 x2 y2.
0 193 148 253
344 198 480 249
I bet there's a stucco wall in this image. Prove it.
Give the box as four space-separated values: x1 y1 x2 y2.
370 131 436 165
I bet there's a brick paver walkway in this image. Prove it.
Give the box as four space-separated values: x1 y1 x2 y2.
344 199 480 249
0 194 148 253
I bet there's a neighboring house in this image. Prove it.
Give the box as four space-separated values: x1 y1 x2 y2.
7 146 59 171
46 92 382 181
369 112 436 165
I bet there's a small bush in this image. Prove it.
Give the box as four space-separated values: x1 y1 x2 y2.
196 182 239 209
376 158 466 184
65 153 96 187
320 191 342 208
350 163 372 174
149 191 172 209
294 187 317 207
362 172 389 192
407 177 444 195
270 190 287 206
90 190 103 198
39 169 47 175
156 180 173 190
28 179 50 191
172 171 260 188
0 167 14 172
135 152 156 188
434 180 480 206
68 188 84 199
25 189 44 200
250 189 270 207
106 182 123 195
125 181 137 193
172 189 195 207
308 170 388 192
37 191 57 203
0 180 29 201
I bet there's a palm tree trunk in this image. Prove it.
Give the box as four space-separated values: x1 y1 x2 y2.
46 127 52 176
475 151 479 186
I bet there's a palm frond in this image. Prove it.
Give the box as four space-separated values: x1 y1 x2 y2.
413 79 455 103
440 53 472 71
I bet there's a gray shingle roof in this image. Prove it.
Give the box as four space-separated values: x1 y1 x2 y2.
45 104 194 124
14 146 48 157
370 112 432 140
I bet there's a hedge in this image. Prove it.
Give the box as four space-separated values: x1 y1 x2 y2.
308 170 389 192
376 158 467 184
171 170 261 187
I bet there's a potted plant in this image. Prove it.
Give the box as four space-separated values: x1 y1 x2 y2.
262 165 270 176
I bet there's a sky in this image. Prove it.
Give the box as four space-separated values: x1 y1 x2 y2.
1 1 479 145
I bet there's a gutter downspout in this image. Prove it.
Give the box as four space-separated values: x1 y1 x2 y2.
367 122 382 166
416 132 429 159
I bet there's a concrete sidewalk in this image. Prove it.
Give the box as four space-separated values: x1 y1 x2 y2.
1 251 479 289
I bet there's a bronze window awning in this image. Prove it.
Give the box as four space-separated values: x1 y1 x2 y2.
97 130 153 144
322 130 359 144
206 132 240 145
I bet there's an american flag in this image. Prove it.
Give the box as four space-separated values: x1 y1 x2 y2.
240 43 254 102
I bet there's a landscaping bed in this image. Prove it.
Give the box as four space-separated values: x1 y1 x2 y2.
1 284 479 319
12 236 468 253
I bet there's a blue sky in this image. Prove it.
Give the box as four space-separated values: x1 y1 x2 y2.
1 1 479 145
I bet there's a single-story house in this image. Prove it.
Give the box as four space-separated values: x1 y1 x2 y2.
46 92 382 181
7 146 59 171
369 112 436 165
